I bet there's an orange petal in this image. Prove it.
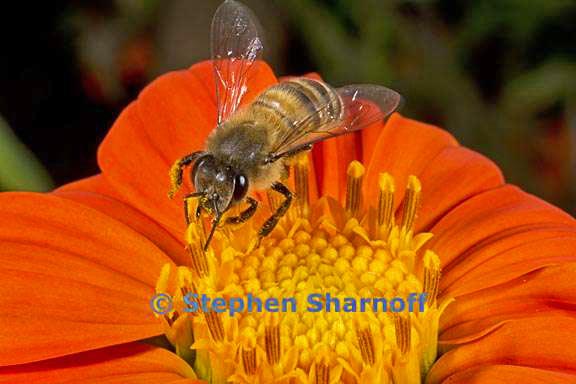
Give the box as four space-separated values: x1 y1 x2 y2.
98 61 277 236
427 317 576 383
428 185 576 283
0 193 171 365
363 114 458 207
55 175 189 265
441 228 576 297
57 174 117 196
359 117 384 166
439 263 576 344
434 365 576 384
414 146 504 232
0 343 199 383
315 132 362 200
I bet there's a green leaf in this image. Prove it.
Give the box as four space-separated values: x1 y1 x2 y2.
0 115 54 192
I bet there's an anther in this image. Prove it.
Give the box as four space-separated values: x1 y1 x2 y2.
377 172 395 228
177 267 201 319
293 153 310 216
314 362 330 384
204 310 225 342
265 323 281 365
400 176 421 231
423 250 441 306
177 266 194 294
241 347 258 376
346 161 365 217
357 327 376 365
394 313 411 355
185 223 209 277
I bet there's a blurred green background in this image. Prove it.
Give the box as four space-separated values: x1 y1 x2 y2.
0 0 574 213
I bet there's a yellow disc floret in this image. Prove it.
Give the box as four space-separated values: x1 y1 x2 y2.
156 154 452 384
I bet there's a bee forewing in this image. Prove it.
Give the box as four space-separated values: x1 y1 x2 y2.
338 84 402 131
269 84 402 159
211 0 264 125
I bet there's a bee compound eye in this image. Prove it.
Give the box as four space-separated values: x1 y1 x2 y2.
192 155 215 189
233 174 248 201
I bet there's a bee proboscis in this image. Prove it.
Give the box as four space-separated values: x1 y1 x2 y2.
168 0 402 250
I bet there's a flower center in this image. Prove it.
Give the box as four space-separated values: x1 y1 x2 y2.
156 155 452 383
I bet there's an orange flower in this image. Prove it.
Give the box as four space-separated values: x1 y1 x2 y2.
0 61 575 383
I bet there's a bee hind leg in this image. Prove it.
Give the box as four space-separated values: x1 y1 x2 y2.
226 197 259 225
257 182 292 245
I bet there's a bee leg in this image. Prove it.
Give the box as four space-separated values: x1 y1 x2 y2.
183 192 204 225
258 182 292 244
264 144 313 164
168 151 205 199
284 143 313 159
226 197 258 225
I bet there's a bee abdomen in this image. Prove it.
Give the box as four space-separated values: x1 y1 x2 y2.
251 78 344 136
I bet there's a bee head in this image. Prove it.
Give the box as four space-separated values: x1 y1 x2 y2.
191 154 249 215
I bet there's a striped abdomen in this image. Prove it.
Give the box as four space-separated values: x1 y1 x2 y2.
250 78 344 145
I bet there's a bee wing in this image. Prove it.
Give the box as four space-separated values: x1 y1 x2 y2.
211 0 264 125
269 84 402 158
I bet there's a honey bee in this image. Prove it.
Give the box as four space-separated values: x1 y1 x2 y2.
168 0 402 250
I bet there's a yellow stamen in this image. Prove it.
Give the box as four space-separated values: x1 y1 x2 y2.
345 161 365 217
155 264 196 364
293 153 310 216
314 350 332 384
394 313 411 355
204 310 225 342
423 250 441 306
177 266 194 294
378 172 395 228
185 223 209 277
264 314 281 365
357 327 376 365
241 347 257 376
315 362 329 384
400 175 421 231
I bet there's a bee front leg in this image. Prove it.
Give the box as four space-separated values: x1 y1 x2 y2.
226 197 259 225
258 182 292 243
168 151 205 199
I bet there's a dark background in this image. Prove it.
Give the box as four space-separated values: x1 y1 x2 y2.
0 0 574 213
